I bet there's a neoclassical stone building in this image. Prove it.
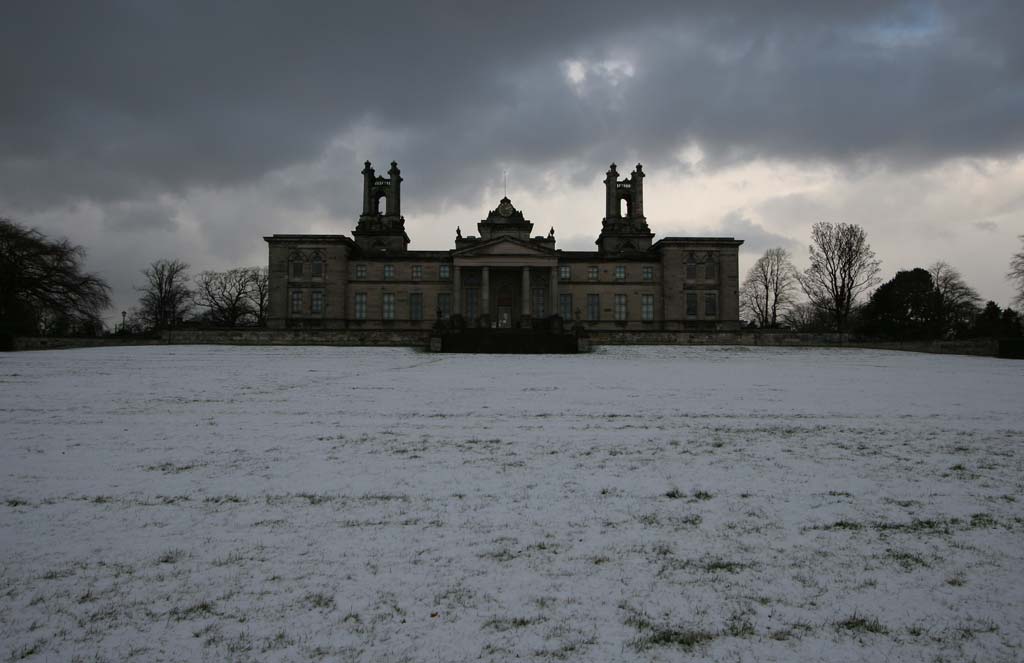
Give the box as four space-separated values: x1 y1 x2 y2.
265 161 742 332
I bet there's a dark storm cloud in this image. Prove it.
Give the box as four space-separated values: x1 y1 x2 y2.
1 1 1022 215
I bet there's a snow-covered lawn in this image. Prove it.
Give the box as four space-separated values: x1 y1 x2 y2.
1 345 1022 662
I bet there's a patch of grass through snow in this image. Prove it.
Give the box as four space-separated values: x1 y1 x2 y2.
482 615 545 631
835 613 887 635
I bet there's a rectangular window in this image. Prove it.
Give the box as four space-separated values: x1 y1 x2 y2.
383 264 394 280
705 260 717 281
615 265 626 281
412 265 422 280
355 264 367 279
464 287 479 320
382 293 395 320
409 292 423 321
614 294 627 321
704 292 718 317
641 294 654 321
354 293 367 320
532 288 546 318
311 290 324 314
588 266 599 281
586 294 600 321
439 264 451 280
686 259 697 280
686 292 698 317
559 265 571 281
559 293 573 320
290 290 302 313
643 265 654 281
291 261 303 278
437 293 451 319
311 258 323 278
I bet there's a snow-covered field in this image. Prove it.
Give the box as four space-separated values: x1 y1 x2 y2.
1 345 1022 662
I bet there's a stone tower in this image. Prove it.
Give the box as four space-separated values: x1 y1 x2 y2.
596 163 654 254
352 160 410 253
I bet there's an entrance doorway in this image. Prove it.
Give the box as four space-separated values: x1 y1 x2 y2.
497 306 512 328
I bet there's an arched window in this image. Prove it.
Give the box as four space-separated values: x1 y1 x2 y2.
619 197 630 218
705 254 717 281
375 192 387 215
290 252 304 278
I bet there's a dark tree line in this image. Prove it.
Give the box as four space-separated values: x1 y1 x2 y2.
0 218 111 340
130 259 268 331
743 225 1022 340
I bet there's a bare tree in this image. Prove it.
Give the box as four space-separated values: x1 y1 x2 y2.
193 268 256 326
245 266 269 326
1010 235 1024 308
137 259 192 329
781 301 830 332
0 217 111 336
929 261 980 336
797 222 881 332
741 247 798 328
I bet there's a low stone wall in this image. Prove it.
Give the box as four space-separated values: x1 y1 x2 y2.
9 330 1004 357
159 328 432 347
587 330 850 346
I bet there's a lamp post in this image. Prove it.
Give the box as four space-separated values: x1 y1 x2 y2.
121 310 126 334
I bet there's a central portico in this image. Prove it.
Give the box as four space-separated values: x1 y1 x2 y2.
451 240 558 327
450 196 560 327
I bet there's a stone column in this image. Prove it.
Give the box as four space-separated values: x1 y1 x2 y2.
521 266 531 317
481 266 490 322
549 266 558 319
453 265 462 315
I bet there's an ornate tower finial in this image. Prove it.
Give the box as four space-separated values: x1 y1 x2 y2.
354 159 409 253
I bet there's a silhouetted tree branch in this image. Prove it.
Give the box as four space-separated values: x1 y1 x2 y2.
797 222 880 332
136 259 192 329
929 261 980 337
0 217 111 336
246 266 269 326
193 268 254 326
741 247 798 328
1009 235 1024 308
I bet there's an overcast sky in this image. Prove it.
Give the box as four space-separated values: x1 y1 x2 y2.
2 1 1023 321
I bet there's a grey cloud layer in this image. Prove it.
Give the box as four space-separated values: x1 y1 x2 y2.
2 1 1022 215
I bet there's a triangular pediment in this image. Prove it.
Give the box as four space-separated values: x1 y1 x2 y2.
454 236 554 257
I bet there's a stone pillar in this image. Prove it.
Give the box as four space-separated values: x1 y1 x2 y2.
388 161 401 216
631 163 644 219
481 266 490 321
453 265 462 315
521 266 530 317
604 163 619 220
361 161 374 215
549 266 558 319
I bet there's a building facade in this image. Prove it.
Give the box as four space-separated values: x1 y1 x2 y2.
265 161 743 332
